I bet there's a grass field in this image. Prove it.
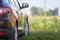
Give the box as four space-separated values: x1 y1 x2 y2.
18 16 60 40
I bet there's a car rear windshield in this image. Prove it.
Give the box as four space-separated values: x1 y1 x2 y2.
0 0 10 7
0 0 2 6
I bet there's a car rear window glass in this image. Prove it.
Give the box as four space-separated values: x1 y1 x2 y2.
0 0 2 6
0 0 10 7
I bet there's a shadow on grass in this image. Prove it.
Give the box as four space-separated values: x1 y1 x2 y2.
18 31 60 40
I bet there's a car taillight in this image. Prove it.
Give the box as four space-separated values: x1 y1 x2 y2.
0 9 2 12
0 9 6 14
0 8 6 12
0 32 5 35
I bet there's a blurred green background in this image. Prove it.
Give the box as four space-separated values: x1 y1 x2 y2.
18 16 60 40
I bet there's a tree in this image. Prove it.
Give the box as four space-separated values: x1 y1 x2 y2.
46 9 51 16
38 8 43 16
30 6 38 16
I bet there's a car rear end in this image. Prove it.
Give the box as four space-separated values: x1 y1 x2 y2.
0 0 15 39
0 7 15 40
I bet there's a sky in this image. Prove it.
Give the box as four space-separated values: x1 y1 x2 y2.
19 0 60 16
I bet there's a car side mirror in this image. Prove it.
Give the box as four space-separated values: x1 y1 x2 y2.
21 3 29 9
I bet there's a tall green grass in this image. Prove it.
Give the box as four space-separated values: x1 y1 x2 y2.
29 16 60 32
19 16 60 40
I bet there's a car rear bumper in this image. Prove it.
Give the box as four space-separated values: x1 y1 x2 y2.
0 29 15 38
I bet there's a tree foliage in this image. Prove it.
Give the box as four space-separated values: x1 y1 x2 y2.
30 6 38 16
